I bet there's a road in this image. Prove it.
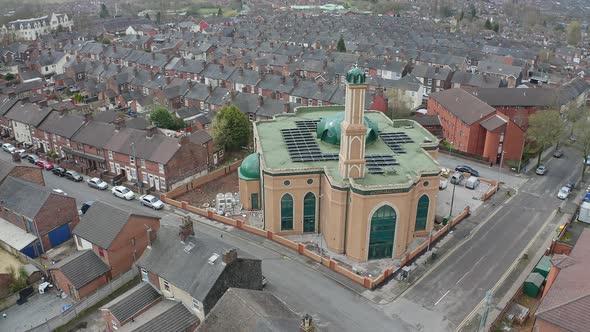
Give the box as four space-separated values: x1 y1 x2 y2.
0 152 406 332
400 148 582 330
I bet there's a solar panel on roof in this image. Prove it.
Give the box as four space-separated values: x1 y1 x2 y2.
295 120 320 131
282 128 339 162
380 132 415 154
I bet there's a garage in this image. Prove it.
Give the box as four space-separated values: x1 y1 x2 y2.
48 223 71 248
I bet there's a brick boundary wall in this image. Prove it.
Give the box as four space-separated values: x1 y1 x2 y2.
165 159 244 199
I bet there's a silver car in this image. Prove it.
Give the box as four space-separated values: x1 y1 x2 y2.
140 194 164 210
87 177 108 190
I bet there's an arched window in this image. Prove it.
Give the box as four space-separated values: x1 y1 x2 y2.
368 205 396 260
280 194 293 230
303 192 316 232
415 195 429 231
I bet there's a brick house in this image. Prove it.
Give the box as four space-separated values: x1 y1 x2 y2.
49 250 111 301
137 224 263 322
73 201 161 278
4 101 52 146
32 109 85 156
100 282 199 331
0 176 79 258
428 88 526 163
0 159 44 186
0 97 18 138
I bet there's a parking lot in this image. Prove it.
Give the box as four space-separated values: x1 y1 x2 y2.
435 175 491 219
0 291 74 332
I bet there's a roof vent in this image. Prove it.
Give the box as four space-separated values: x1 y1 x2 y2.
184 242 195 253
208 253 220 265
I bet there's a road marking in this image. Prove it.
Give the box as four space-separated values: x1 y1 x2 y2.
434 290 450 306
455 255 485 285
455 207 558 331
455 272 470 285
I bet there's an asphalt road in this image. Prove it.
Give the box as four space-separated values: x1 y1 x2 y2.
401 148 582 330
0 152 406 332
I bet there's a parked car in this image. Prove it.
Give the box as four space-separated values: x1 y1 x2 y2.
557 186 571 200
52 189 67 195
536 165 547 175
566 182 575 191
553 149 564 158
14 148 27 159
112 186 135 200
2 143 15 153
465 176 480 190
439 178 448 190
455 165 479 177
65 170 83 182
450 172 464 185
140 194 164 210
52 167 67 176
87 177 108 190
79 201 93 215
36 159 54 170
27 154 40 164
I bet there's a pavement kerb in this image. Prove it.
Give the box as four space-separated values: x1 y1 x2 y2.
455 207 558 331
168 209 373 301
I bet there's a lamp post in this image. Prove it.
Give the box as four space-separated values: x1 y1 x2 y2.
449 181 457 218
448 141 453 156
131 142 140 193
497 151 505 186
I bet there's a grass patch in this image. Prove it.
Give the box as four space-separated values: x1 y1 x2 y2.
54 276 140 332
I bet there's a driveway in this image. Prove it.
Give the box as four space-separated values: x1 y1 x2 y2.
0 291 74 332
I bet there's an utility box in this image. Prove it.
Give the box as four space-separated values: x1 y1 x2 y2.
534 256 551 278
524 272 544 298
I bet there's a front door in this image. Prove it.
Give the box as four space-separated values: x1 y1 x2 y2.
368 206 397 260
154 177 160 191
148 174 154 188
251 193 259 210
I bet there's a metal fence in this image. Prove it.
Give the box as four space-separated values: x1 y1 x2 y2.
27 268 138 332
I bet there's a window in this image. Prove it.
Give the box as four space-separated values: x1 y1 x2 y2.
141 159 146 168
280 194 294 230
415 195 430 231
303 192 316 232
158 164 164 174
77 143 83 150
44 132 48 139
129 156 135 165
160 177 166 190
283 180 291 186
108 151 113 159
98 162 105 169
52 134 57 142
67 139 71 147
109 162 115 173
192 298 201 311
163 279 170 291
141 268 148 281
307 178 313 185
97 148 103 154
142 172 148 184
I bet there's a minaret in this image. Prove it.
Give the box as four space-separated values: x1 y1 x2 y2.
339 65 367 179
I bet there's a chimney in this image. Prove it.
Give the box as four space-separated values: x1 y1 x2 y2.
238 67 244 76
258 95 264 106
166 76 171 85
179 216 194 242
146 125 157 138
201 60 206 68
114 117 125 130
280 76 286 85
229 89 235 100
83 111 93 123
117 64 122 73
76 55 81 64
150 71 155 81
318 81 323 92
259 70 264 80
113 46 117 53
300 314 315 332
222 248 238 265
284 102 291 113
152 52 156 60
219 64 224 73
181 57 186 66
146 228 156 247
136 34 140 40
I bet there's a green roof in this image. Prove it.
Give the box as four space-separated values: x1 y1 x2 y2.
316 112 378 145
239 153 260 180
254 106 440 189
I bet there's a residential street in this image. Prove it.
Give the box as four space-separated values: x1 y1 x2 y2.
399 148 582 330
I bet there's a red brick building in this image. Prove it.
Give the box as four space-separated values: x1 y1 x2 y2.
428 88 526 163
50 250 111 301
73 201 160 278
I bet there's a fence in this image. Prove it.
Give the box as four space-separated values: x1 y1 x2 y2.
165 159 244 199
27 268 138 332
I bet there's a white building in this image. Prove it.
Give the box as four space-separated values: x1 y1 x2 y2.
0 13 73 41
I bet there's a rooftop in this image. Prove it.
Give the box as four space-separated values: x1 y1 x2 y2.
254 106 439 189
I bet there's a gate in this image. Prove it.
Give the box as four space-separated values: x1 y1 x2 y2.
48 224 71 248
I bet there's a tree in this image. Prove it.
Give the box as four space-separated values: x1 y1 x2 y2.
336 34 346 52
458 10 464 22
149 107 186 130
218 8 223 17
101 38 111 45
573 114 590 181
387 89 414 119
72 93 84 104
4 73 15 81
526 110 564 167
493 22 500 33
484 19 492 30
567 20 581 46
56 24 64 33
564 104 584 136
99 4 110 19
470 3 476 20
145 13 151 20
156 11 161 25
212 104 250 152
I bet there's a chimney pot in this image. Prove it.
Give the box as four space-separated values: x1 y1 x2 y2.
300 314 315 332
179 216 194 241
284 102 291 113
222 248 238 265
114 117 126 130
258 95 264 106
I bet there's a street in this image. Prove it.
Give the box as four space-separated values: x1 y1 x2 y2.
399 148 582 330
0 152 406 332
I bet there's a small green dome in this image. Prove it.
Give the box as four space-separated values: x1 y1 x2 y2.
316 112 378 145
239 153 260 180
346 65 366 84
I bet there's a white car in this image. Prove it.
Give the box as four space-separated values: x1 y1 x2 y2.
112 186 135 200
140 194 164 210
2 143 15 153
557 186 571 200
87 177 108 190
52 189 67 195
439 178 448 190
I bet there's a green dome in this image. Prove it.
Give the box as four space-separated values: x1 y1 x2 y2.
239 153 260 180
346 65 366 84
316 112 378 146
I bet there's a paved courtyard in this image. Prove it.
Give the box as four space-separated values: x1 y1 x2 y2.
0 291 74 332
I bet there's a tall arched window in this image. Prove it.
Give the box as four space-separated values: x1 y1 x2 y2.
303 192 316 232
280 194 294 230
369 205 397 260
415 195 429 231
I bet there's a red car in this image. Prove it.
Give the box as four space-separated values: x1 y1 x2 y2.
36 159 54 170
